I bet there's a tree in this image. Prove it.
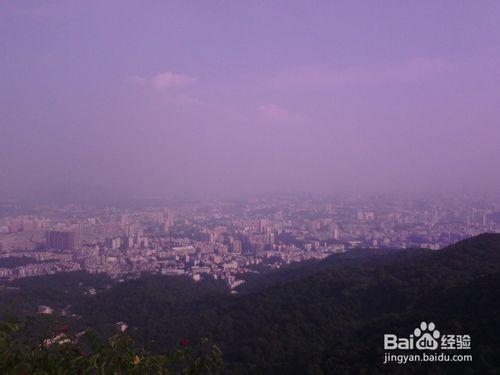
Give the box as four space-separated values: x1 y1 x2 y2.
0 317 222 374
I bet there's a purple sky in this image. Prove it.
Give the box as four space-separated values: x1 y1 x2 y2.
1 1 500 199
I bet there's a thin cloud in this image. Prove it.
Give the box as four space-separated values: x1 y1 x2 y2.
125 71 196 90
271 57 452 89
258 104 307 122
151 72 196 89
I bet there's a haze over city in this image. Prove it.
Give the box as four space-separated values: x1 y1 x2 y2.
3 3 500 373
1 1 500 200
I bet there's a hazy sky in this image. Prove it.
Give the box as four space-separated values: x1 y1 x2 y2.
1 1 500 199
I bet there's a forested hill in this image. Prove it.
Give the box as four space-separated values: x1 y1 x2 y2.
71 233 500 374
240 232 500 293
1 234 500 373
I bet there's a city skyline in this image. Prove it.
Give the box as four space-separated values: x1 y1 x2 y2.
1 192 499 281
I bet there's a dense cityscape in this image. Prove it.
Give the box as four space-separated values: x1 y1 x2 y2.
1 193 499 287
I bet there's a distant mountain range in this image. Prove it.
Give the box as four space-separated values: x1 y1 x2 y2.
2 234 500 373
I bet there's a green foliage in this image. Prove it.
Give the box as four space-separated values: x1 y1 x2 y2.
0 317 222 374
2 234 500 373
76 234 500 373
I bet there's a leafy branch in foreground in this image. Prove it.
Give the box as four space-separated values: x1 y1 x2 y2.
0 317 222 374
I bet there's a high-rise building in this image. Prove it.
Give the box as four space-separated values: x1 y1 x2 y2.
356 210 365 221
121 214 129 228
45 231 76 251
232 239 242 253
